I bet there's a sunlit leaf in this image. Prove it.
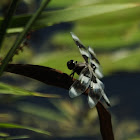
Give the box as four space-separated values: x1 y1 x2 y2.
0 135 29 140
0 132 9 137
1 3 139 33
7 27 24 33
47 0 102 9
37 3 138 25
48 4 140 48
0 82 60 98
0 123 51 136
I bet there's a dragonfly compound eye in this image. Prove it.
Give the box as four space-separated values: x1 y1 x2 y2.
67 60 75 70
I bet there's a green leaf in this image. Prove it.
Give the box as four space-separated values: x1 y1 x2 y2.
47 0 102 8
37 3 138 24
47 0 79 8
0 82 60 98
49 4 140 49
0 132 9 137
1 3 139 33
0 123 51 136
0 134 29 140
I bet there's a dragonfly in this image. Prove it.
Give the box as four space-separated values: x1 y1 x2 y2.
67 32 110 108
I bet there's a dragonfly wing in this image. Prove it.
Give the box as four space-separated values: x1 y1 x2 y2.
88 95 96 108
70 32 89 63
95 67 103 79
88 80 102 108
96 78 104 90
88 46 103 78
101 90 111 106
87 72 101 108
88 46 99 64
95 78 110 106
69 67 91 98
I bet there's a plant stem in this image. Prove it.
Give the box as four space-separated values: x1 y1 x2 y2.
0 0 51 76
0 0 20 51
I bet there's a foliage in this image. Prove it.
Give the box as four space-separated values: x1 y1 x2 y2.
0 82 60 98
17 99 100 137
0 123 51 135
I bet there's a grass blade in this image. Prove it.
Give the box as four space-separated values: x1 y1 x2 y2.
5 3 140 32
0 123 51 136
0 135 29 140
0 0 51 76
0 82 61 98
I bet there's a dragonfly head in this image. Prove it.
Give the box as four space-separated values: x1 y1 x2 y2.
67 60 77 70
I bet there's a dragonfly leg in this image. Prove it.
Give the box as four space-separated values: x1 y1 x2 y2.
70 71 75 78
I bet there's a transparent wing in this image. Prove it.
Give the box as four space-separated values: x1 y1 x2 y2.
88 92 102 108
88 76 102 108
88 46 100 64
88 73 110 107
96 78 110 106
70 32 89 63
69 67 91 98
88 46 103 79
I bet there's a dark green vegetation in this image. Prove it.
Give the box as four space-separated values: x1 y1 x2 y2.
0 0 140 139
